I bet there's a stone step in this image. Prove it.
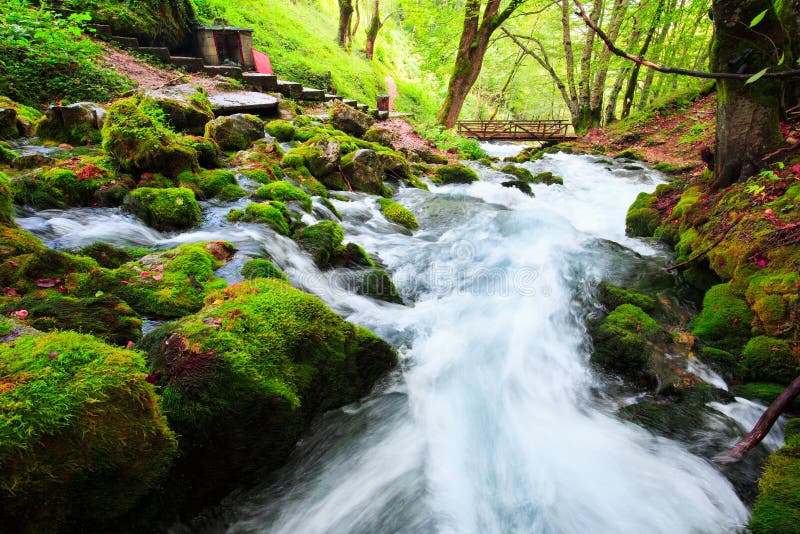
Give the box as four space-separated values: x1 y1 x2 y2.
357 103 369 113
170 56 204 73
242 72 278 92
300 87 325 102
203 65 243 79
111 36 139 49
276 80 302 99
372 110 390 120
342 99 358 108
139 47 171 63
208 92 279 117
86 23 112 38
325 94 341 102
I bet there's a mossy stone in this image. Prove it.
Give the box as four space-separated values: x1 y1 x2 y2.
266 120 295 142
691 283 754 353
377 198 418 230
739 336 798 385
255 181 312 212
122 187 201 231
500 164 535 182
204 113 265 151
358 269 402 304
530 171 564 185
0 172 15 225
598 283 658 313
241 258 289 282
294 220 344 268
0 331 177 532
434 164 479 185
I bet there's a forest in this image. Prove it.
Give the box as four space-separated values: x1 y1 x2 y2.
0 0 799 532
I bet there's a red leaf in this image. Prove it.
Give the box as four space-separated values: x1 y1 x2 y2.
3 288 19 296
15 309 28 319
35 278 62 288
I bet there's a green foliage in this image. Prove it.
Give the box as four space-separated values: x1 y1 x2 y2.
0 331 177 531
691 283 754 353
241 258 289 282
749 424 800 533
255 181 312 212
377 198 418 230
739 336 798 385
122 187 201 231
0 1 134 107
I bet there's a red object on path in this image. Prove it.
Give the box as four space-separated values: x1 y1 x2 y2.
252 49 273 74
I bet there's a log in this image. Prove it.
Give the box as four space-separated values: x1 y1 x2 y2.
721 375 800 463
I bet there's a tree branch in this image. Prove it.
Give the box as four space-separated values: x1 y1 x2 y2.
571 0 800 80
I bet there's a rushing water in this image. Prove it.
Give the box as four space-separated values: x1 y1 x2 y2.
19 148 779 533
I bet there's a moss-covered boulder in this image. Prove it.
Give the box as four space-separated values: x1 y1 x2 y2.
14 166 116 209
501 180 534 196
294 220 344 268
411 147 449 165
266 120 295 142
333 242 374 268
591 303 667 385
102 96 198 177
66 242 234 319
229 201 293 236
363 127 395 147
739 336 799 385
745 270 800 336
140 279 396 509
204 113 264 151
531 171 564 186
255 181 312 212
625 192 660 237
357 269 402 304
0 96 41 139
148 85 214 136
434 164 479 185
377 198 418 230
241 258 289 282
598 283 658 313
0 241 98 295
691 283 754 353
122 187 201 231
329 100 374 137
0 142 19 164
35 102 106 145
749 419 800 533
340 149 384 194
0 172 15 225
77 242 135 269
177 169 244 200
0 331 177 532
500 164 534 182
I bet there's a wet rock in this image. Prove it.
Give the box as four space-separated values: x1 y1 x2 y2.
330 100 374 137
363 126 396 148
434 164 479 185
294 220 344 268
12 153 55 170
531 171 564 185
307 139 341 179
36 102 107 145
357 268 402 303
122 187 201 231
205 113 265 151
148 84 215 136
341 149 384 194
501 180 533 196
412 147 449 165
0 108 18 140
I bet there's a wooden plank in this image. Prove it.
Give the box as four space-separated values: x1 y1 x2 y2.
457 119 573 141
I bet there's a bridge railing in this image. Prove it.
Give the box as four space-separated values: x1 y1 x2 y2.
456 120 574 141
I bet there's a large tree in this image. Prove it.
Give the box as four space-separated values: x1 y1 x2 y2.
338 0 355 49
436 0 529 128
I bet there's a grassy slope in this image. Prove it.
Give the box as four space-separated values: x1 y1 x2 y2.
196 0 442 122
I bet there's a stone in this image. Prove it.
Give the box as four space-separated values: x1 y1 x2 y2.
341 149 384 194
148 84 215 135
0 108 19 140
330 100 375 137
307 139 342 179
205 113 265 151
36 102 107 145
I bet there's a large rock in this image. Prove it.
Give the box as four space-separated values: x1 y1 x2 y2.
307 139 342 178
204 113 265 151
0 97 42 139
330 100 374 137
0 331 177 532
148 84 215 136
122 187 201 231
341 149 384 194
0 108 18 140
139 278 397 512
36 102 107 145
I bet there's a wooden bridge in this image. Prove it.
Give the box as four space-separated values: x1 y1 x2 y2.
456 120 575 141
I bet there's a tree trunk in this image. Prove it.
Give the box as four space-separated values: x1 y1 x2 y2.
365 0 382 60
604 66 629 123
436 0 526 128
711 0 787 190
338 0 354 49
622 0 665 118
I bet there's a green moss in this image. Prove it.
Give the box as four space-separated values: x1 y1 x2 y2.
179 169 243 200
141 279 396 507
294 220 344 268
204 113 265 151
266 120 296 142
237 201 292 236
0 172 15 225
357 269 402 304
626 208 661 237
241 258 289 282
591 304 666 384
77 242 133 269
732 383 800 410
670 186 702 221
122 187 201 231
255 181 312 212
434 164 479 185
240 168 279 184
598 283 657 313
0 331 177 531
185 136 222 168
333 242 374 268
2 291 142 345
377 198 418 230
0 244 99 295
0 142 20 164
499 164 534 182
746 271 800 335
739 336 798 385
530 171 564 186
749 427 800 533
102 96 198 177
691 283 754 353
614 149 644 160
